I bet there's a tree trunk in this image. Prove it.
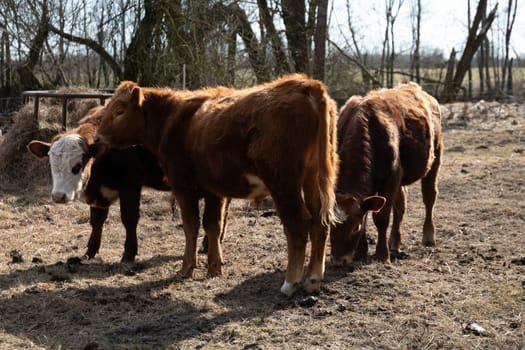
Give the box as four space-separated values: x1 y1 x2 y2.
123 0 159 84
506 58 513 96
411 0 421 84
282 0 308 73
16 0 50 90
478 45 484 96
227 3 270 83
501 0 517 96
312 0 328 81
258 0 290 75
226 30 237 86
441 48 456 102
467 0 472 99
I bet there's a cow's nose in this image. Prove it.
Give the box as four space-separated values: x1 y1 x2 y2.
51 192 67 203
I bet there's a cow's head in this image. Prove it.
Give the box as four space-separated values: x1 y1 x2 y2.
330 194 386 265
95 81 146 148
27 134 90 203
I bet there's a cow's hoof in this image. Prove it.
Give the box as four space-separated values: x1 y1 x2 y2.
207 262 222 277
280 280 300 297
303 277 321 295
422 237 436 247
372 253 391 264
178 264 195 278
390 250 410 261
121 255 136 263
330 254 353 266
83 252 95 260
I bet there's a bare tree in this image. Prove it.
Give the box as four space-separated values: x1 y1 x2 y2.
381 0 405 87
410 0 421 84
500 0 517 96
440 0 498 102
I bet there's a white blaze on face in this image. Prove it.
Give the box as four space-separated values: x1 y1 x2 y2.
48 134 87 203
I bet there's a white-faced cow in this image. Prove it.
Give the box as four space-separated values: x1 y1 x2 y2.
94 74 340 296
27 107 172 262
27 106 102 203
331 82 443 265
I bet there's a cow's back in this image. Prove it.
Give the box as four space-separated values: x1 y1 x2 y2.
367 83 440 185
184 76 335 201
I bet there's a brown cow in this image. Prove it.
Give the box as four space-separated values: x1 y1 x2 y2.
331 82 443 264
94 74 339 295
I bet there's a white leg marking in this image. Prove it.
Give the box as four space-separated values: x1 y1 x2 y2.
280 280 299 297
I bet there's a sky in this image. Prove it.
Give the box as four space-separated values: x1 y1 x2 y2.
329 0 525 58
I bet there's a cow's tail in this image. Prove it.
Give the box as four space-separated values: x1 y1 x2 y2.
309 81 340 226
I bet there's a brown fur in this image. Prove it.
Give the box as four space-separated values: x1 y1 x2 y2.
331 82 443 264
95 74 340 295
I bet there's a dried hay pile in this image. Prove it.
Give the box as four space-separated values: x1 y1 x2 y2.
0 88 104 192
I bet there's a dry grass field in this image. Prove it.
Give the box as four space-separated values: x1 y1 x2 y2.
0 100 523 349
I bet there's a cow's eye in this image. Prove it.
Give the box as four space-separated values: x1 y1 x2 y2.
72 163 82 174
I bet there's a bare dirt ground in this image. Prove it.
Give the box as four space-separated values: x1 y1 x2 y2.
0 101 523 349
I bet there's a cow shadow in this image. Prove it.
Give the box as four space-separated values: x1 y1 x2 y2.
0 267 294 348
0 253 367 348
106 266 366 347
0 254 181 291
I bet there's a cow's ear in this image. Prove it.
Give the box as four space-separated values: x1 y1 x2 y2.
362 196 386 213
27 140 51 158
131 87 144 108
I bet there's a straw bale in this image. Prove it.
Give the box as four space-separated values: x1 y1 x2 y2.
0 88 106 192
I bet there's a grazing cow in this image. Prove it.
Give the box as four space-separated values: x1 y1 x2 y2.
27 107 172 262
94 74 339 295
331 82 443 265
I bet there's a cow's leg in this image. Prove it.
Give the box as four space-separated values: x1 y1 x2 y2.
219 198 231 243
303 175 328 295
272 191 310 296
119 187 142 262
372 199 394 263
202 195 228 277
421 151 441 247
86 206 109 259
389 186 407 253
354 223 369 262
177 193 201 278
373 171 402 262
199 198 230 254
